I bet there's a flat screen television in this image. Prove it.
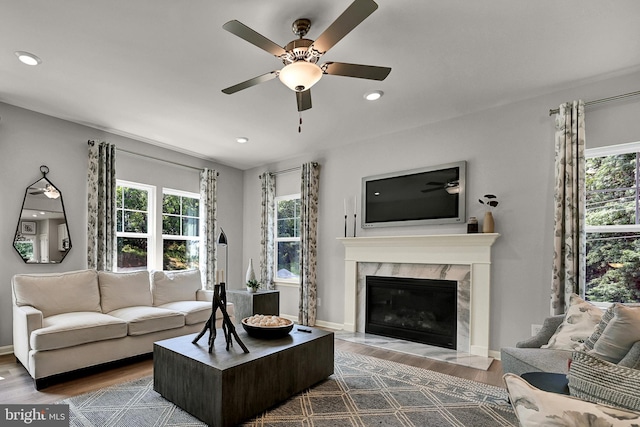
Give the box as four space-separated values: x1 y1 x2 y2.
361 161 466 228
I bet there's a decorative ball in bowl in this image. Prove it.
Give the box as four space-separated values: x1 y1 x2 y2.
241 315 294 339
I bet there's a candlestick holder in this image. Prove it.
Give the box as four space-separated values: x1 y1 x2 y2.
353 214 357 237
344 215 348 237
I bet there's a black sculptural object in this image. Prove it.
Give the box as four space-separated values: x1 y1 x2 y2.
193 283 249 354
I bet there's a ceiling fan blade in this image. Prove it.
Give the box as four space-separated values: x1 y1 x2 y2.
222 71 279 95
310 0 378 55
296 89 312 112
322 62 391 80
420 188 442 194
223 20 286 57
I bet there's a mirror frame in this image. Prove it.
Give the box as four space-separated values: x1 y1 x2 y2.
13 166 72 264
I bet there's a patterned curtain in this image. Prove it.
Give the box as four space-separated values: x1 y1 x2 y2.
259 173 276 290
87 141 116 271
200 169 218 290
551 100 586 314
299 162 320 326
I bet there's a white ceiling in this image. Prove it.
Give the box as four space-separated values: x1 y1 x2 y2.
2 0 640 170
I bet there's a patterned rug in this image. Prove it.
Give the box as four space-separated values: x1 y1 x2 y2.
60 350 517 426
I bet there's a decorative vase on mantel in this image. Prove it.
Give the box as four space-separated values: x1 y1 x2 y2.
483 211 495 233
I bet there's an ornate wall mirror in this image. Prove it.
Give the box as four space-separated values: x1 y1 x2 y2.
13 165 71 263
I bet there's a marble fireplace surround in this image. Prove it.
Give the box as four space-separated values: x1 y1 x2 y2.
339 234 500 358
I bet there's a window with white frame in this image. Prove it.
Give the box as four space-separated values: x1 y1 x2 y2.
585 141 640 303
162 189 200 271
116 181 154 272
115 181 202 272
275 194 301 283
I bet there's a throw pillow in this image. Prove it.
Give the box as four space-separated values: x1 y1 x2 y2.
151 269 203 306
542 293 602 350
588 304 640 363
580 304 615 352
98 270 152 313
503 373 640 427
568 351 640 412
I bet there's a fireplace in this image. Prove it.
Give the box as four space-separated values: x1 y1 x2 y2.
365 276 457 349
339 234 499 357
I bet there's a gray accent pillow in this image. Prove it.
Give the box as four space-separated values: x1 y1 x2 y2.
580 304 615 351
588 304 640 363
568 351 640 412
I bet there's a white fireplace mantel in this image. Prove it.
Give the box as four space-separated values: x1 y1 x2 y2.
339 234 500 357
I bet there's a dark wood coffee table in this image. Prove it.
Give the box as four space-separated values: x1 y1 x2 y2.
153 327 334 427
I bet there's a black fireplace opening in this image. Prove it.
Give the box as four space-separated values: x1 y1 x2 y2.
365 276 457 350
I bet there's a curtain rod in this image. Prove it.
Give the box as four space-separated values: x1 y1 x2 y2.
258 162 319 179
87 140 218 175
548 90 640 115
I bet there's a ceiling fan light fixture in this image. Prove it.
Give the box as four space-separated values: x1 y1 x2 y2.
15 51 42 66
278 61 322 92
364 90 383 101
44 185 60 199
444 180 460 195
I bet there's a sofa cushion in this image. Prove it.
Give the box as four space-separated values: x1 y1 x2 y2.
158 301 212 325
13 270 102 318
151 270 202 306
568 351 640 412
542 293 602 351
107 306 184 336
98 270 152 313
30 312 127 351
504 373 640 427
588 304 640 363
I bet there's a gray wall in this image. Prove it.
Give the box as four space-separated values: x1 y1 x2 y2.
2 69 639 353
241 70 640 353
0 102 244 348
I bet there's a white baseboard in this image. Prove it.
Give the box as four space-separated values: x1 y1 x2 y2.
489 349 501 360
0 345 14 356
277 314 342 331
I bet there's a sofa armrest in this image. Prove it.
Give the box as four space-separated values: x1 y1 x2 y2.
516 314 564 348
619 341 640 369
12 304 43 368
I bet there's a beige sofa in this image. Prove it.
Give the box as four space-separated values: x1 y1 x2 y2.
12 268 234 389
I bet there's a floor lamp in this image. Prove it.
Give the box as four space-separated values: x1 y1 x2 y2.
217 228 228 284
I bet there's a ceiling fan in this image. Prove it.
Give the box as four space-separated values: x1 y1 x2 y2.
29 184 60 199
221 0 392 113
421 181 461 195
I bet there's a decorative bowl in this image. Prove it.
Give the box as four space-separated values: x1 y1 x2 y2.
241 316 294 339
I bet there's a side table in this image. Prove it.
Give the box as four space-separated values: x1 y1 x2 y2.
226 289 280 322
520 372 570 395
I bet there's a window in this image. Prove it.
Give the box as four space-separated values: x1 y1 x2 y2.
585 142 640 303
116 181 154 272
115 181 202 272
275 194 301 283
162 190 200 271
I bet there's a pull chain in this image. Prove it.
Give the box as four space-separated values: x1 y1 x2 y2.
298 113 302 133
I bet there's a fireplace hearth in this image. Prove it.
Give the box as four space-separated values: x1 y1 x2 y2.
365 276 457 350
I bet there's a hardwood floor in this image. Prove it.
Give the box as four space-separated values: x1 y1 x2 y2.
0 339 504 405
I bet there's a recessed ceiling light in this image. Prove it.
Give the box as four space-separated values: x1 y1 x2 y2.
236 137 249 144
364 90 383 101
15 51 42 66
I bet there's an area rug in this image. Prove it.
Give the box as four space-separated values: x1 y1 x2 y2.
60 350 517 426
